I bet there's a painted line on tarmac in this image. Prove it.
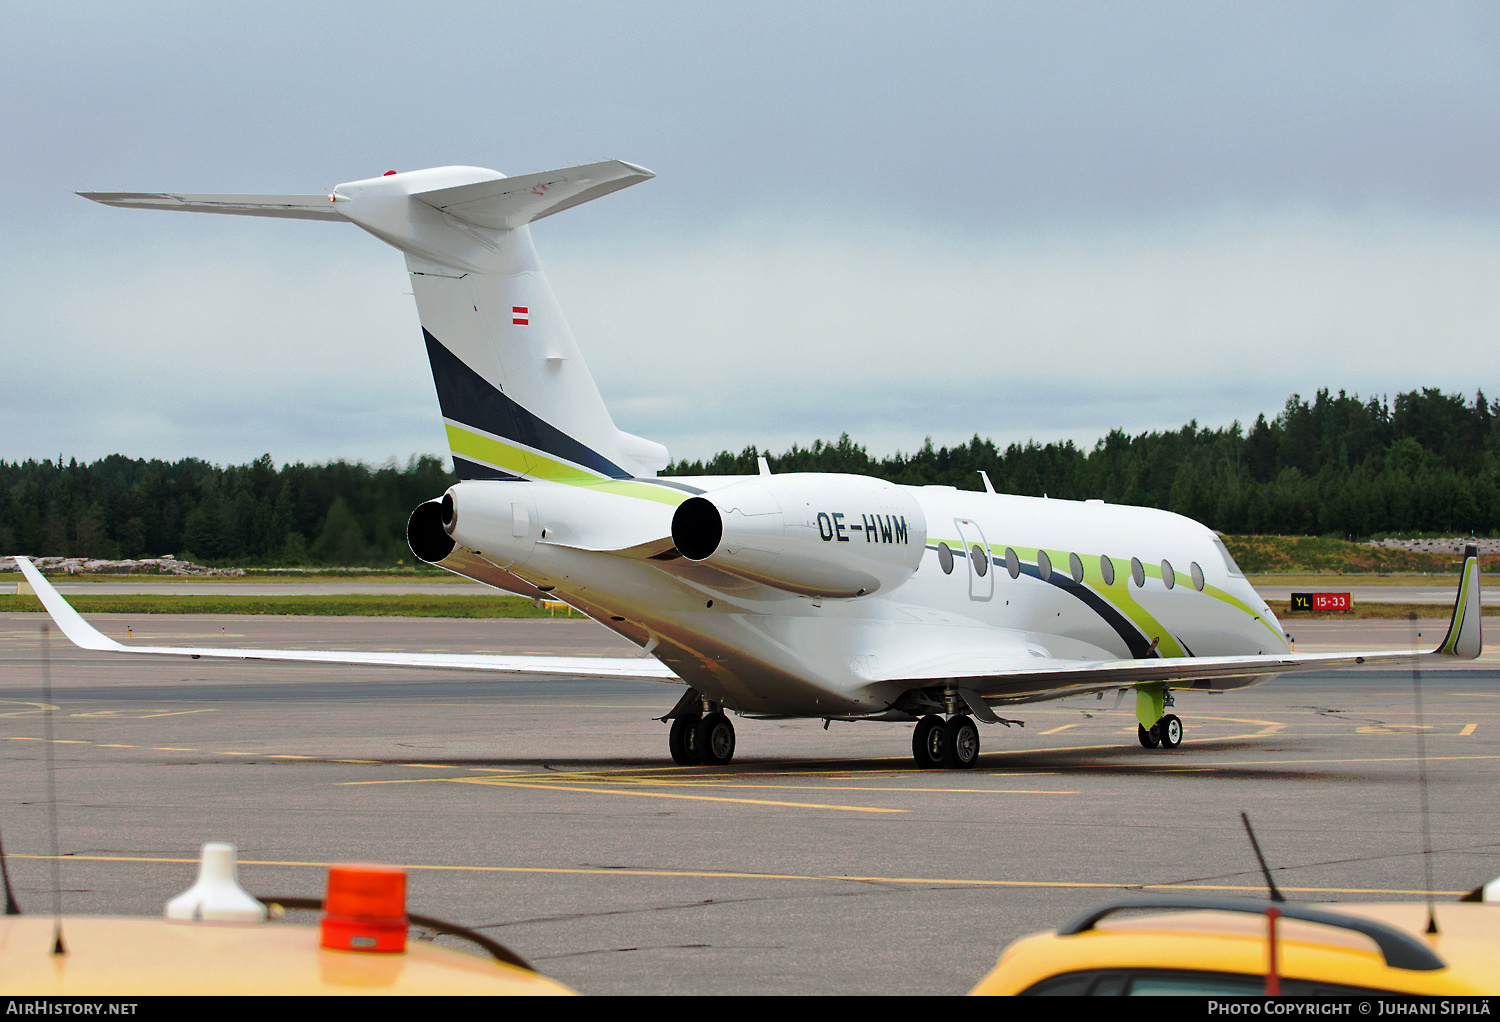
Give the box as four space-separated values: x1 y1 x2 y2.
13 854 1465 897
1150 754 1500 772
590 781 1076 795
451 777 906 813
341 775 1074 796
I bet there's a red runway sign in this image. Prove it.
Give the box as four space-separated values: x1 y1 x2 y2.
1290 592 1352 611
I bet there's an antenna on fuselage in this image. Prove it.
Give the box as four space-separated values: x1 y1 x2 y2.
978 471 995 494
1240 812 1285 903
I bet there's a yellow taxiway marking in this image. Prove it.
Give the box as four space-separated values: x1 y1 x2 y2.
267 754 314 759
0 701 56 717
345 775 1072 797
152 747 198 752
13 854 1464 897
1152 754 1500 772
97 744 135 748
452 778 905 814
1460 723 1478 736
602 782 1075 795
1037 724 1079 735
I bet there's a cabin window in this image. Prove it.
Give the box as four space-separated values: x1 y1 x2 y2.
971 544 989 577
1099 554 1115 585
1037 549 1052 581
1130 557 1145 588
1190 561 1205 591
937 542 954 574
1069 552 1084 583
1161 559 1175 590
1005 547 1021 579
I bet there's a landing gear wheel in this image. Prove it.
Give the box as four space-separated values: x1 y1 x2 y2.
1138 722 1160 749
912 714 946 769
696 712 736 766
669 713 701 765
1158 714 1183 749
944 715 981 769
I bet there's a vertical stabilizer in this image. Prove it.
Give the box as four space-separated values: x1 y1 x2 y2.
80 160 669 481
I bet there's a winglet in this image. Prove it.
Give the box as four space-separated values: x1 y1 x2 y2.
13 558 125 652
1436 545 1482 659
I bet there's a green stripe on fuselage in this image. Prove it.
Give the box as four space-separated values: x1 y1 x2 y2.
929 538 1282 654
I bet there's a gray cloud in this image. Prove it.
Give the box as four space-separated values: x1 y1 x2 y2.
3 2 1499 467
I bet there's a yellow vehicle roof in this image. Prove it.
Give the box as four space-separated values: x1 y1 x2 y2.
971 902 1500 996
0 917 576 996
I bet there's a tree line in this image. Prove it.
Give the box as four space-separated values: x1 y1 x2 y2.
2 387 1495 566
0 454 455 565
664 388 1500 539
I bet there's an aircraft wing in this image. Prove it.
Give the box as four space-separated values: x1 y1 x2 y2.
879 550 1483 706
13 558 679 684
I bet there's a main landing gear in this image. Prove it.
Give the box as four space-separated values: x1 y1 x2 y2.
911 714 981 769
667 694 736 766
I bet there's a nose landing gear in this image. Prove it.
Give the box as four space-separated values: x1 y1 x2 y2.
1138 713 1184 750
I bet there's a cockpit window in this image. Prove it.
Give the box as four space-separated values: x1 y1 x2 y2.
1211 536 1245 578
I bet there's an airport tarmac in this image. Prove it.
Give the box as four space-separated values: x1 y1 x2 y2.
1 613 1497 995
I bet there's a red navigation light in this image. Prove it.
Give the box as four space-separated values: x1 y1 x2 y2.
320 865 408 953
383 170 397 176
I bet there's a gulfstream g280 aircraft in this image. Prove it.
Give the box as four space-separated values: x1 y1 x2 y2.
21 160 1483 769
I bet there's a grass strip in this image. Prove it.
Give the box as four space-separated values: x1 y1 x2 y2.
0 594 564 619
1279 602 1497 620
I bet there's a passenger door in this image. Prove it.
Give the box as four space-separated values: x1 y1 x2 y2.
953 518 993 601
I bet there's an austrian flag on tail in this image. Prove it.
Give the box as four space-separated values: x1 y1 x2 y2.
512 306 529 325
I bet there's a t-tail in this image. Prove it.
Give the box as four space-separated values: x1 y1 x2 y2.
80 162 669 482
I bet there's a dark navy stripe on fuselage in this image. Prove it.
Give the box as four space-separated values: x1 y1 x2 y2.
423 328 631 480
1014 561 1157 659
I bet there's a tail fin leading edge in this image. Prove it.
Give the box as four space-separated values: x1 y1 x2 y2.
1437 545 1483 659
81 160 668 482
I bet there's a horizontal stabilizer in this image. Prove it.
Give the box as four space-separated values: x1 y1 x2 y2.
412 160 654 230
78 192 342 221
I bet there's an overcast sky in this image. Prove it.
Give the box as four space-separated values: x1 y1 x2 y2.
4 2 1499 469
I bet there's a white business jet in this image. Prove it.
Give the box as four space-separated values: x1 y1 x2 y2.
19 160 1482 769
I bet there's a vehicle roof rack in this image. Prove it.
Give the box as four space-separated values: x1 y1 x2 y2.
1058 896 1444 972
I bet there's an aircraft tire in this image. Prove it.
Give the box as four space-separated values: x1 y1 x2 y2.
696 712 736 766
1158 714 1183 749
669 713 701 765
1137 723 1160 749
912 714 946 769
943 715 981 769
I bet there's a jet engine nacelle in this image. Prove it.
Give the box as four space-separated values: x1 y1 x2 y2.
433 478 676 570
670 474 927 599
